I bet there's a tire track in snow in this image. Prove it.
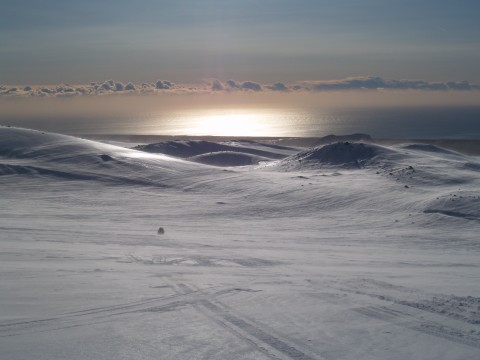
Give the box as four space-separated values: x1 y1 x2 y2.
353 305 480 349
2 278 324 359
308 278 480 349
320 278 480 327
0 286 226 337
174 283 323 360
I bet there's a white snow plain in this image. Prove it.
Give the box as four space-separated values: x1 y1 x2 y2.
1 126 480 360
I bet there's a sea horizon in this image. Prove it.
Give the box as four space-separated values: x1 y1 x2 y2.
3 104 480 140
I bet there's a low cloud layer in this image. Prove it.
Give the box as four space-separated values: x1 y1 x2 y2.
1 76 479 98
299 77 480 91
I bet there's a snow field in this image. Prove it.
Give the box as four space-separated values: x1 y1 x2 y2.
1 126 480 359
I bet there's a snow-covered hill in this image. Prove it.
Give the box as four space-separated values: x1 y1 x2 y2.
1 126 480 359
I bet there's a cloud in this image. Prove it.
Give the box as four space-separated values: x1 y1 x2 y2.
301 76 480 92
114 82 124 91
267 82 289 92
155 80 174 90
41 88 56 94
75 87 89 94
446 81 474 91
56 85 76 93
241 81 262 91
211 79 224 91
1 76 479 98
100 80 113 91
223 80 262 91
226 79 240 89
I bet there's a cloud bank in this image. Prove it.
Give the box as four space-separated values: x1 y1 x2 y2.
1 76 480 98
300 77 480 91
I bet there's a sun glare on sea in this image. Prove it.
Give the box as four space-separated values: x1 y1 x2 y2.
173 109 284 137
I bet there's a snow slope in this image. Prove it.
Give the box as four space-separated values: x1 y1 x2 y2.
133 139 299 166
1 126 480 360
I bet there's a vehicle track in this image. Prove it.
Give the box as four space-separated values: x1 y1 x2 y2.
0 286 228 338
173 282 324 360
353 305 480 349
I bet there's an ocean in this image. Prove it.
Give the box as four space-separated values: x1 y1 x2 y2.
3 105 480 139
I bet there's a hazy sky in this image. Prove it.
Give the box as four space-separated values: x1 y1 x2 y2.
2 0 480 84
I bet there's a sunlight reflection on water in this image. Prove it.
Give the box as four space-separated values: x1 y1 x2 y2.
4 106 480 139
145 108 335 137
142 106 480 139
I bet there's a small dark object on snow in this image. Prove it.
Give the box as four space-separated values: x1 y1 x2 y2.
100 154 113 162
404 185 409 188
157 227 165 235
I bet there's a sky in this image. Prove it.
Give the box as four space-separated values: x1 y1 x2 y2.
2 0 480 85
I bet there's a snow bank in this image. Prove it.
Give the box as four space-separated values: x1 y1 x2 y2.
423 191 480 221
277 142 396 170
134 140 294 160
0 126 210 186
189 151 270 167
401 143 462 156
135 140 234 158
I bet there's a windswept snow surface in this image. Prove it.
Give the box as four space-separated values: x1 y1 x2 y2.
1 126 480 360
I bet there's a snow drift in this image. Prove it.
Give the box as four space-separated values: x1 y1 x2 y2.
189 151 271 166
276 142 397 169
134 140 296 160
2 125 480 360
0 127 213 186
